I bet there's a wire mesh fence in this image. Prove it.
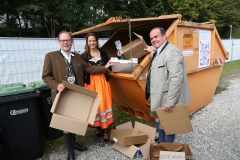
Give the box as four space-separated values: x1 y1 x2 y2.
0 38 239 85
0 37 108 85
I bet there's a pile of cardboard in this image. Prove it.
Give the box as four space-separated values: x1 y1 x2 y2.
110 121 156 159
49 83 194 159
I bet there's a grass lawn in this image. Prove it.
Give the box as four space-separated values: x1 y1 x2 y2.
215 60 240 94
219 60 240 79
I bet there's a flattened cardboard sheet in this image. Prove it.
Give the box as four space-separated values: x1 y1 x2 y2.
156 104 193 135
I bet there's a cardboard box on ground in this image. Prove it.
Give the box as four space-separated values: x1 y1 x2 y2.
49 81 101 136
150 142 193 160
110 127 148 146
110 121 156 159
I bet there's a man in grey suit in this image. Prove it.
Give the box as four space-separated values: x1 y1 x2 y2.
145 27 191 142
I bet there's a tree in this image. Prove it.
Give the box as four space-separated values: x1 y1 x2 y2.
0 0 239 38
206 0 240 38
1 0 22 36
168 0 204 21
197 0 210 23
145 0 172 17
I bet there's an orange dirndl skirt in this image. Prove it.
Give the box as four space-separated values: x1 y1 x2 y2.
84 73 113 129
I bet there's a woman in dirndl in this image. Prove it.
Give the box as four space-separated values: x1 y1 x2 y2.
81 32 113 142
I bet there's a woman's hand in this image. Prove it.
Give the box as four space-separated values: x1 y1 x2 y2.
105 60 113 69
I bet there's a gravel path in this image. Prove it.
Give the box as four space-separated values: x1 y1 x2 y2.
49 77 240 160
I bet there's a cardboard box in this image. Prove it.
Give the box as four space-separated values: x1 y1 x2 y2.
50 81 100 135
160 151 185 160
110 128 148 146
156 104 193 135
111 121 156 159
150 142 193 160
122 32 148 59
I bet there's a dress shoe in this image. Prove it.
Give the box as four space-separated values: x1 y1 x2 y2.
74 143 88 151
67 154 75 160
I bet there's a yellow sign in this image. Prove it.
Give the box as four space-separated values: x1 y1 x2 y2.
183 28 193 49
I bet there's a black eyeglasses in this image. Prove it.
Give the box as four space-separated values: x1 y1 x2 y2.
58 39 72 43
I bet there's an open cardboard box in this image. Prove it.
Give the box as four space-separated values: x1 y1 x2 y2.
110 128 148 146
121 32 149 59
150 142 193 160
111 121 156 159
49 81 100 135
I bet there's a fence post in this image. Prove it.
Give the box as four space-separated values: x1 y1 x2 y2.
231 39 233 61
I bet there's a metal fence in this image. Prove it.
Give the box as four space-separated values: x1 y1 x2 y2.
222 39 240 62
0 37 108 85
0 38 239 85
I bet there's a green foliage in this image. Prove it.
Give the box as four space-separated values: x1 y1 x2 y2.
206 0 240 38
168 0 204 21
0 0 240 37
145 0 165 17
233 28 240 38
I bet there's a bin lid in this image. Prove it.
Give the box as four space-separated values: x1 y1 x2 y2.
0 82 25 90
28 81 47 89
0 85 35 97
72 14 181 36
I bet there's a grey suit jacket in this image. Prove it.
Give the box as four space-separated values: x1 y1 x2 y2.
149 43 191 117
